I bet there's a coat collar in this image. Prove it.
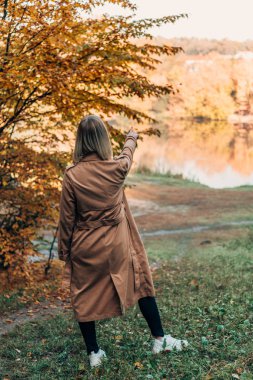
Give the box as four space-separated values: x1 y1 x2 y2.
79 152 102 162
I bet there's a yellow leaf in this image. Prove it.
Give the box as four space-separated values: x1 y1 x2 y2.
134 362 143 369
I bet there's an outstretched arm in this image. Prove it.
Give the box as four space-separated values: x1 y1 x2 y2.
114 128 139 178
57 171 76 262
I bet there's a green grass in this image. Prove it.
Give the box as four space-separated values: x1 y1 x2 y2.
1 233 253 379
129 171 253 192
128 171 208 188
0 289 27 314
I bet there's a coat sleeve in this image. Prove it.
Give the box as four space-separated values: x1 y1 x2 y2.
114 134 138 179
57 170 77 262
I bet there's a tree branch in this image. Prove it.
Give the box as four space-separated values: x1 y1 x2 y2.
2 0 8 20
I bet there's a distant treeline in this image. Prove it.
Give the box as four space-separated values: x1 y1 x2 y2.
126 37 253 121
155 37 253 55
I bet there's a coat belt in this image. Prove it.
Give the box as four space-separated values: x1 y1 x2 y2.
75 203 125 230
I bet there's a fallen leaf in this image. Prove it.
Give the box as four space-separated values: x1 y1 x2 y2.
134 361 144 369
190 278 199 289
63 305 72 309
114 335 123 341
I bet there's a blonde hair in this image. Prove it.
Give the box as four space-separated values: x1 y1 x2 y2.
73 115 112 162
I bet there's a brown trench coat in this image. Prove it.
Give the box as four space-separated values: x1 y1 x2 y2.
57 135 156 322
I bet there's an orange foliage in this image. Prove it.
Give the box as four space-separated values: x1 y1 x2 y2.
0 0 185 283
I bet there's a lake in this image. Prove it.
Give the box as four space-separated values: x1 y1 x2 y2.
133 121 253 189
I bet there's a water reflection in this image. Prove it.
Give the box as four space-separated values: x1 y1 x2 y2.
134 121 253 188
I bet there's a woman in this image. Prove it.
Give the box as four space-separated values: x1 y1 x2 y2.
57 115 188 368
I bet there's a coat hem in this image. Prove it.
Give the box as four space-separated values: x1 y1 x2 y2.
74 289 156 322
75 309 123 322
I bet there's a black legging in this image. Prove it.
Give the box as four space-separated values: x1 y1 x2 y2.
78 296 165 354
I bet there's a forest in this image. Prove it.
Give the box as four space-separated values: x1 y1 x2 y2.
124 37 253 124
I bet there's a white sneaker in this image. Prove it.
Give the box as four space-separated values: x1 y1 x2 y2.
88 349 107 368
152 334 189 354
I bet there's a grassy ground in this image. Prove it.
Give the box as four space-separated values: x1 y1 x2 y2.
1 174 253 379
1 230 253 380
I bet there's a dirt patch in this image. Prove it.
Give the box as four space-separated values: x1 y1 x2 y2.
0 298 72 336
125 180 253 232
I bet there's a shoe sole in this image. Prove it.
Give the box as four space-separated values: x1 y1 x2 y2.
90 355 107 368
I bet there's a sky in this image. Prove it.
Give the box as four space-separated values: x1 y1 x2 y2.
92 0 253 41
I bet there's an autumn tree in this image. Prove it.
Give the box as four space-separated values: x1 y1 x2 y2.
0 0 186 283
